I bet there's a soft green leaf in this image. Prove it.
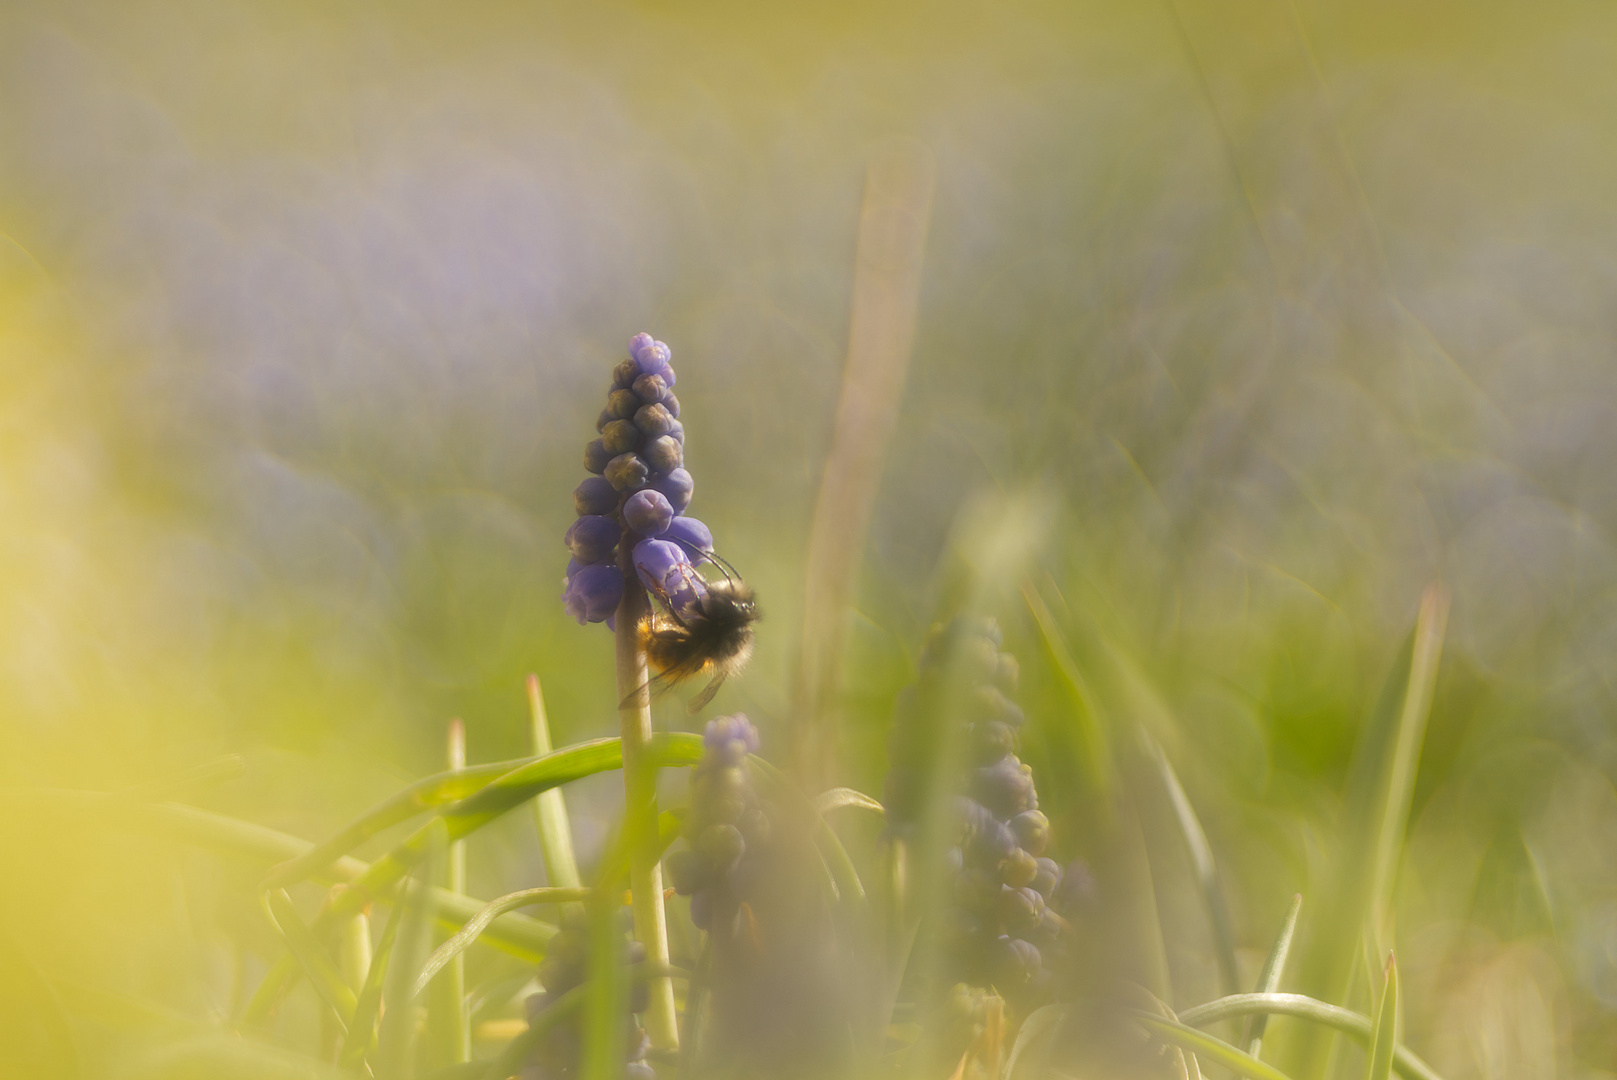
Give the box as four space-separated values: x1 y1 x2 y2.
1175 993 1444 1080
413 887 592 999
1132 1013 1300 1080
263 888 357 1032
339 901 405 1070
814 787 886 817
1366 955 1400 1080
1002 1003 1069 1080
1246 894 1303 1058
1147 732 1240 996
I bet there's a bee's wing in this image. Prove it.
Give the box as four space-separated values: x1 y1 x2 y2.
685 670 728 715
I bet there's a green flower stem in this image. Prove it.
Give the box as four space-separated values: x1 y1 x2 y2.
614 574 679 1052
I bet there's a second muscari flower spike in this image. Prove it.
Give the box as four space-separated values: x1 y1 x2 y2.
562 332 712 629
883 617 1091 1008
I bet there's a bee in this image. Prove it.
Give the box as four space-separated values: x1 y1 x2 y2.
635 554 759 713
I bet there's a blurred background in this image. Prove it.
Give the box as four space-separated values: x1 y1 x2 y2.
1 1 1615 1077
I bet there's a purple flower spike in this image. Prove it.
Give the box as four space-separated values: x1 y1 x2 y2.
633 537 703 614
623 490 674 536
565 514 621 564
563 564 623 625
629 334 676 385
665 517 714 561
652 468 694 514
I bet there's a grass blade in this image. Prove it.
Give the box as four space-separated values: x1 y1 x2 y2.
113 754 246 801
1132 1013 1300 1080
1292 585 1447 1077
339 900 405 1069
264 888 358 1032
413 887 592 1000
264 756 541 887
1021 582 1113 809
1366 955 1399 1080
814 787 886 818
1246 894 1302 1058
377 819 446 1079
527 674 583 891
1146 732 1240 996
1175 993 1443 1080
1001 1002 1069 1080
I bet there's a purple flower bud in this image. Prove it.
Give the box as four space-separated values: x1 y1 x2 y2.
623 490 674 536
604 452 650 491
565 515 621 563
665 418 684 444
664 516 714 560
573 476 619 516
633 537 703 614
629 335 675 384
613 358 640 389
703 714 760 761
632 373 669 404
634 403 675 439
642 435 682 474
607 388 640 420
601 419 641 455
584 439 612 474
662 392 680 419
652 468 693 513
596 408 613 433
563 564 623 625
972 756 1038 818
1010 810 1050 855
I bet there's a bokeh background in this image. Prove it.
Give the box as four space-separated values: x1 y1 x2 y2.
2 1 1616 1077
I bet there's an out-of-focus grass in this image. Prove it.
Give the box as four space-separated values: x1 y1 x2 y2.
2 1 1616 1078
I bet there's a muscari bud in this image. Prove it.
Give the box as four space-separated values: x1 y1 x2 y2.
597 408 613 433
1031 857 1062 900
666 418 684 444
573 476 619 516
635 402 675 439
623 490 674 536
632 537 699 611
565 515 620 563
602 419 641 455
653 468 693 513
998 885 1045 935
995 653 1020 694
972 756 1038 818
665 516 713 561
665 849 710 895
1010 810 1050 855
632 373 669 404
1001 846 1039 888
694 823 745 870
662 392 680 419
608 388 640 420
613 358 640 388
704 714 759 763
563 567 622 626
584 438 612 474
605 452 650 491
643 434 682 473
970 720 1016 765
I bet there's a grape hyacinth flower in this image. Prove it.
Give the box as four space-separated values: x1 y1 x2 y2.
664 715 765 935
883 617 1080 1008
563 332 718 628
